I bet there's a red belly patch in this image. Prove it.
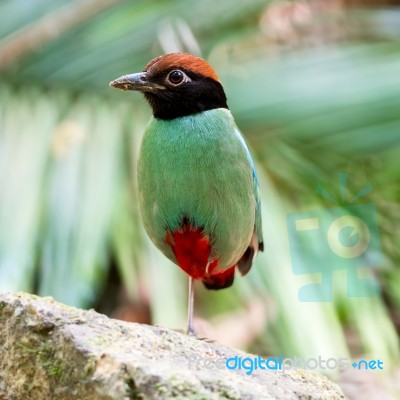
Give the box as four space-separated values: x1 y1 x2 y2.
165 223 236 289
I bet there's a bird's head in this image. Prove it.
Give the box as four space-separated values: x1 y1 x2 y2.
109 53 228 120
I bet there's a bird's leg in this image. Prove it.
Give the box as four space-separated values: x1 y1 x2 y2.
186 276 196 335
185 276 216 343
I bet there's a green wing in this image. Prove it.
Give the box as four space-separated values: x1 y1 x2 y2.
234 127 264 275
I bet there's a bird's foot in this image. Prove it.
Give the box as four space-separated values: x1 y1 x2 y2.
168 327 216 343
186 326 197 337
168 327 196 336
186 328 216 343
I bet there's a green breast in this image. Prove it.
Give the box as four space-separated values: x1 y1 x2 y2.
137 108 255 268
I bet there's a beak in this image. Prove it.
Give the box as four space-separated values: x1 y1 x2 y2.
109 72 164 92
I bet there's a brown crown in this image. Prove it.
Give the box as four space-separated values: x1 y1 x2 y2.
144 53 220 82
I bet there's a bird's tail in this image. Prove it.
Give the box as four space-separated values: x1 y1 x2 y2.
202 266 235 290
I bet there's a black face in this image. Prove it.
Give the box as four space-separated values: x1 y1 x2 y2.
143 68 229 120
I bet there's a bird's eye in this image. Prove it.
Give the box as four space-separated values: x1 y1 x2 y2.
167 70 186 85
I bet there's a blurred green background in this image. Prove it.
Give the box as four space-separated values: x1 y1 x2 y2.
1 0 399 397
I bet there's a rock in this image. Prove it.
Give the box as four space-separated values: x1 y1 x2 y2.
0 292 346 400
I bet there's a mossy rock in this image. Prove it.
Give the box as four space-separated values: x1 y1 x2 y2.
0 292 347 400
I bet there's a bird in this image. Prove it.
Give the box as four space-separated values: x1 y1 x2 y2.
109 53 263 335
